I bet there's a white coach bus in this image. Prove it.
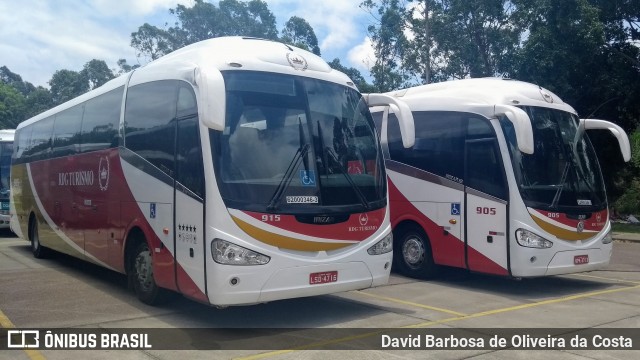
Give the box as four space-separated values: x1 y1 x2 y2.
370 78 630 278
10 36 414 306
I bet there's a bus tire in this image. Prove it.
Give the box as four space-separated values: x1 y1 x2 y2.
129 241 168 305
393 224 438 279
29 215 49 259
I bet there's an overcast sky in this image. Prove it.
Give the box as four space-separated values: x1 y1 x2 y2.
0 0 377 88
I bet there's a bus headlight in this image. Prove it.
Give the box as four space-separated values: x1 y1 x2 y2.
212 239 270 265
367 233 393 255
602 230 613 244
515 229 553 249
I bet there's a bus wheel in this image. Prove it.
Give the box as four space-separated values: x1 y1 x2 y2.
393 225 437 279
29 216 48 259
129 241 166 305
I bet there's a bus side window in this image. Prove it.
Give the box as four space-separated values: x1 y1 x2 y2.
465 118 507 200
52 104 84 158
176 85 204 199
15 126 32 163
28 117 54 161
80 86 123 153
387 111 465 181
124 81 178 177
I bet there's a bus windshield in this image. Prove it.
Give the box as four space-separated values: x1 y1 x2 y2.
212 71 386 214
501 106 606 212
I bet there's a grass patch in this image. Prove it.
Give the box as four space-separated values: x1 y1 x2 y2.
612 222 640 233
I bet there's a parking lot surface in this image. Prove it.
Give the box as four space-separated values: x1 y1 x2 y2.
1 232 639 359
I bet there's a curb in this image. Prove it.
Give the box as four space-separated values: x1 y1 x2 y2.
611 232 640 243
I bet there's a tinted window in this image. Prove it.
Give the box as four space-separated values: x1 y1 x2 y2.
80 86 123 153
124 81 178 177
466 138 507 199
371 111 383 141
388 111 465 181
14 126 32 163
52 104 84 158
176 86 204 198
27 117 54 161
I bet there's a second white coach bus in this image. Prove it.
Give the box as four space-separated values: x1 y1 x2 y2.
370 78 630 278
11 36 415 306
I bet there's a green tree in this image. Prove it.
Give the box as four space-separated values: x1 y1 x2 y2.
613 131 640 215
49 69 89 106
0 82 26 129
281 16 321 55
24 87 54 119
81 59 115 90
427 0 519 80
116 59 141 75
1 66 36 96
328 58 377 93
132 0 280 61
131 23 177 61
361 0 411 92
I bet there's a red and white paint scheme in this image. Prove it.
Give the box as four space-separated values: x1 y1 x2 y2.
10 37 416 306
369 78 630 278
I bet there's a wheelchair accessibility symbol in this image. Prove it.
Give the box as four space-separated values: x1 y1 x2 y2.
451 203 461 216
300 170 316 187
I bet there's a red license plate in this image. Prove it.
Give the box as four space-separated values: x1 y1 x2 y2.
574 255 589 265
309 271 338 285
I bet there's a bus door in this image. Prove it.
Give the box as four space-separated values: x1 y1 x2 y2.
79 152 113 265
464 137 510 276
173 86 207 301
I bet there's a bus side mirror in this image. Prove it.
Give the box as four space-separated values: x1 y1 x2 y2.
195 67 226 131
364 94 415 148
495 105 534 154
582 119 631 162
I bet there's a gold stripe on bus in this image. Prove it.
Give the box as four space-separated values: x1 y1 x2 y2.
530 216 596 241
231 216 354 251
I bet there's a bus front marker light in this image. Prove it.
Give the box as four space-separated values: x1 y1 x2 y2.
515 229 553 249
230 277 239 286
530 256 537 263
367 233 393 255
212 239 270 265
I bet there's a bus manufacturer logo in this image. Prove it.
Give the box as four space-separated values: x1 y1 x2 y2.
577 221 585 233
286 53 308 71
313 216 335 224
99 156 110 191
540 89 554 103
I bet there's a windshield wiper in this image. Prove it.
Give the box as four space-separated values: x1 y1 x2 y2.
324 146 370 210
267 118 311 212
550 161 571 208
266 143 310 212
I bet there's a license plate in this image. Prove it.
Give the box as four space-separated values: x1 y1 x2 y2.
574 255 589 265
309 271 338 285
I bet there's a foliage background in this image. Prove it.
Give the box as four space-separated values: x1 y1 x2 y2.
1 0 638 213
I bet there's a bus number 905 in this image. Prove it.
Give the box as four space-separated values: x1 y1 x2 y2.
476 207 496 215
